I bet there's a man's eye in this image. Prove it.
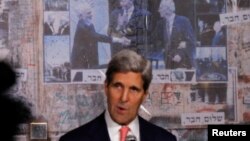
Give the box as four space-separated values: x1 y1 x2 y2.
111 83 122 90
130 87 140 94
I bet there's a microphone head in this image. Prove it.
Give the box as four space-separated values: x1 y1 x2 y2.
126 135 137 141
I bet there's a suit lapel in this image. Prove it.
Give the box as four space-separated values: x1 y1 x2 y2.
90 112 111 141
171 16 178 42
139 117 153 141
128 7 139 24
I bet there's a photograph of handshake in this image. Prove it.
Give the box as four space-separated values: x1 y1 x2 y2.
112 36 131 46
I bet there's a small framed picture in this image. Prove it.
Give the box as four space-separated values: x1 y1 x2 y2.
30 122 48 140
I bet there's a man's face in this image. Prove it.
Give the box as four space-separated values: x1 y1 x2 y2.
48 15 55 24
105 72 147 125
83 10 92 21
198 19 204 28
120 0 132 9
213 21 221 32
158 0 173 18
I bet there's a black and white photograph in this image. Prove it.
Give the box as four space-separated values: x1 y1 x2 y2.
30 122 48 140
190 83 227 104
196 14 227 47
170 69 196 83
44 11 69 36
42 0 229 84
69 0 111 69
44 36 71 83
196 47 227 81
148 0 196 70
195 0 226 14
44 0 69 11
0 7 8 49
69 0 149 70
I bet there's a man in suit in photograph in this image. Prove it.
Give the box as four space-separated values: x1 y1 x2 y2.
151 0 196 69
71 4 130 69
60 49 177 141
108 0 150 56
44 14 56 35
58 18 70 35
212 20 226 46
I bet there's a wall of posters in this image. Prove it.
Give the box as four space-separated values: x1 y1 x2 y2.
1 0 250 140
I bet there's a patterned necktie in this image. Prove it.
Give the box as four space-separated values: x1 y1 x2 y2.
120 126 129 141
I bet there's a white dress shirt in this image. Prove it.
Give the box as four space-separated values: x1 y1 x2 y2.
105 110 140 141
123 5 134 22
166 13 175 36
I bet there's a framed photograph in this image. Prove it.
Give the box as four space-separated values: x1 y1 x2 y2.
30 122 48 140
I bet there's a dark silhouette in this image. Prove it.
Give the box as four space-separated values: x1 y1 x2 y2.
0 61 32 141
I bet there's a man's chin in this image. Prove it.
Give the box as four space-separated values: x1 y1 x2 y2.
112 115 130 125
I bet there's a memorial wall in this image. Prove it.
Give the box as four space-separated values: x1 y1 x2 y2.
0 0 250 140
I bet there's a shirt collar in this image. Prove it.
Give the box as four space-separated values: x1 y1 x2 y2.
127 5 134 14
123 5 134 15
167 13 175 23
105 110 140 141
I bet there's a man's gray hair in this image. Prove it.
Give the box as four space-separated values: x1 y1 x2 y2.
105 49 152 91
75 3 92 18
160 0 175 12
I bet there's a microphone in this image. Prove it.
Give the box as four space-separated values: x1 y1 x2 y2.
126 135 137 141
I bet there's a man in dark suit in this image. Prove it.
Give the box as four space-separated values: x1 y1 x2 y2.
60 49 176 141
44 14 56 35
108 0 150 57
151 0 196 69
212 20 226 46
71 4 130 69
58 18 70 35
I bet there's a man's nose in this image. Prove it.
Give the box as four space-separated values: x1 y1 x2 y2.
121 89 129 102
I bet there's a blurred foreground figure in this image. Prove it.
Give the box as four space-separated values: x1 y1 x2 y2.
0 61 32 141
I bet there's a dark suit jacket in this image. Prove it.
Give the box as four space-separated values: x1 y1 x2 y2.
59 112 176 141
58 25 70 35
71 19 112 69
212 29 226 46
108 6 150 56
151 15 196 69
44 22 54 35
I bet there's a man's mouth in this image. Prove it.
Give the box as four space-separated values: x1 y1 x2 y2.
117 105 127 114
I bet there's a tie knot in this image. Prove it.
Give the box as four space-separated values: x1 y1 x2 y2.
120 126 130 141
